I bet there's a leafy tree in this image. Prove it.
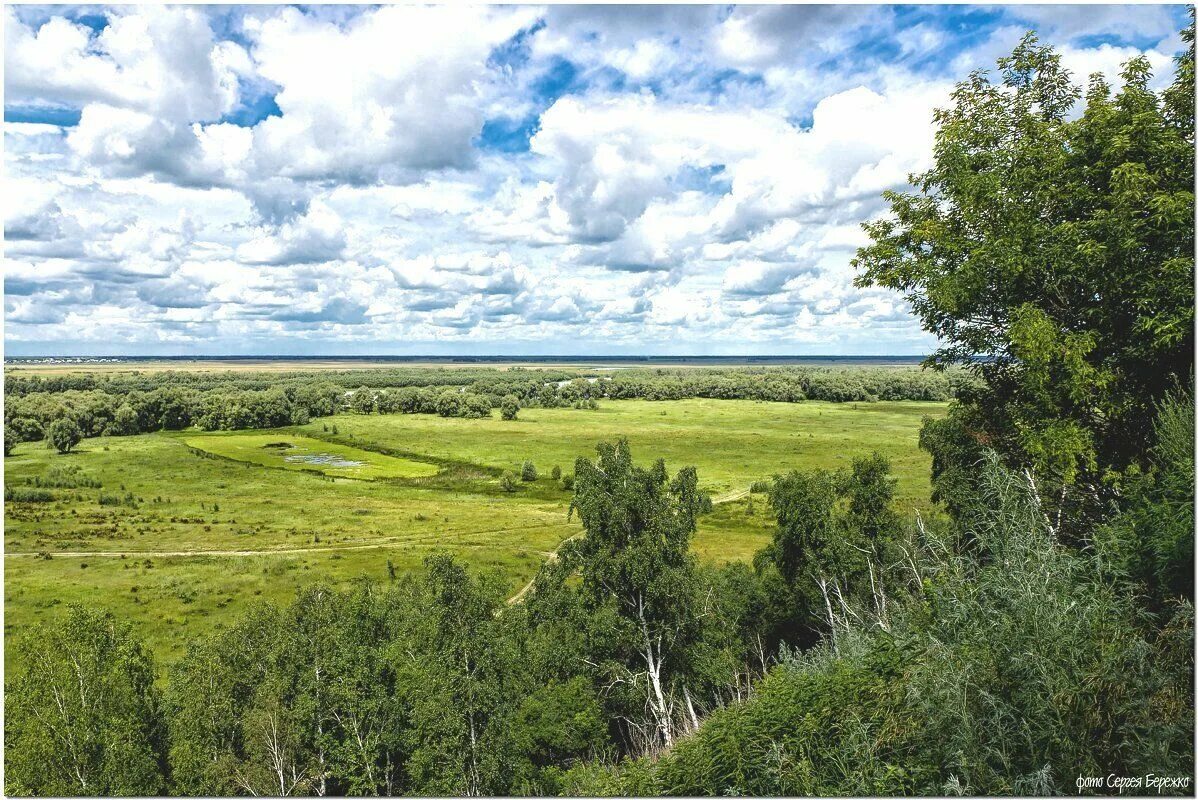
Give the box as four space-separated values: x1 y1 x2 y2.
550 464 562 481
435 391 463 418
462 394 492 419
401 556 524 796
500 395 521 421
844 452 900 544
108 403 140 436
854 26 1195 526
349 386 376 414
1096 387 1195 606
566 439 709 749
521 460 538 482
5 606 167 795
4 424 15 456
47 417 83 454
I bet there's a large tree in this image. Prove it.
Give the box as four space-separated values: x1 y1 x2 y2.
565 439 710 751
854 23 1195 523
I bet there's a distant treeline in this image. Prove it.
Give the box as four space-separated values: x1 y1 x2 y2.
3 365 971 447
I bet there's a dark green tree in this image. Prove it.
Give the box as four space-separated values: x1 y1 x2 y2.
566 439 709 749
349 386 375 414
854 25 1195 526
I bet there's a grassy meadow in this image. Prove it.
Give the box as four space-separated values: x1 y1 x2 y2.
4 398 944 667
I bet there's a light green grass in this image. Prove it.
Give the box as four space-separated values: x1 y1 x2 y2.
5 398 944 669
182 432 439 480
309 398 942 506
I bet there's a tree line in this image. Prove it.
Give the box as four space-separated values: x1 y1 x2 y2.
4 366 969 455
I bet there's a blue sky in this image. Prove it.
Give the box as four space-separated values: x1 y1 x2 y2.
4 4 1189 356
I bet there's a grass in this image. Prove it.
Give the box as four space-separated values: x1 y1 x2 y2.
309 398 941 506
182 432 439 480
4 398 944 670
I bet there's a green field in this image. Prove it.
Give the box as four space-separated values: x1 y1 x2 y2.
4 398 944 666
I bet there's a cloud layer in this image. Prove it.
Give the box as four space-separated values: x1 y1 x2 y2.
4 4 1188 355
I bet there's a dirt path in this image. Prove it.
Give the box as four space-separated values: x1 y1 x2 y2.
8 486 755 604
3 521 567 560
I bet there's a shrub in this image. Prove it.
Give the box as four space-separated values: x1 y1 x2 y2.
5 487 55 503
521 460 538 482
500 472 519 493
551 465 562 481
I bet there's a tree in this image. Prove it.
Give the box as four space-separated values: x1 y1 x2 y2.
551 465 562 481
109 404 140 436
844 453 899 544
500 395 521 421
5 606 167 795
402 556 524 796
4 423 15 456
47 417 83 454
521 460 538 482
435 391 463 418
462 394 492 419
500 472 519 493
854 26 1195 526
566 439 709 750
349 386 375 415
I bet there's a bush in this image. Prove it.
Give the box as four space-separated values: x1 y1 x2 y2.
561 474 574 491
551 465 562 481
500 472 519 493
5 487 55 503
521 460 538 482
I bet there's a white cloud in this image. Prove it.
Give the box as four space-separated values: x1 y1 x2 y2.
3 4 1187 354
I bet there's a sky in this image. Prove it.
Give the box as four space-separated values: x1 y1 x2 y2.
3 3 1190 356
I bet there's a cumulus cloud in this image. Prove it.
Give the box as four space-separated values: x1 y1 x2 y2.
3 4 1188 354
236 202 346 266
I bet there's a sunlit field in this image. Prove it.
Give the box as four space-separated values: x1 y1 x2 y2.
5 398 943 667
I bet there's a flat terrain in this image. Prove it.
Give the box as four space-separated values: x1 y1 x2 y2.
4 398 943 667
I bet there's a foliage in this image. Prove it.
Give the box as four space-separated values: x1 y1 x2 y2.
500 395 521 421
854 24 1196 527
521 460 538 482
1095 387 1195 607
5 606 167 796
47 417 83 453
